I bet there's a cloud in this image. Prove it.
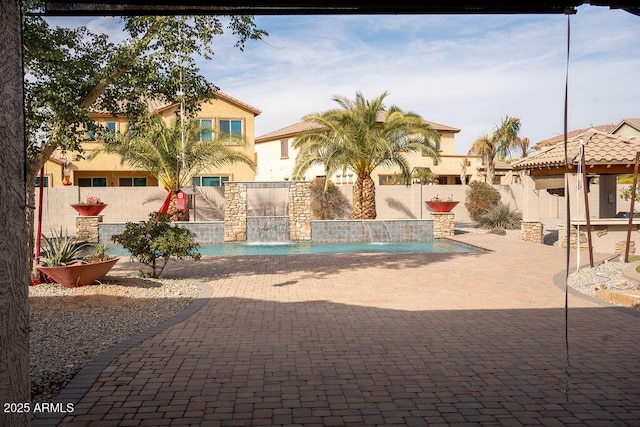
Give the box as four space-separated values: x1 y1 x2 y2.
43 6 640 155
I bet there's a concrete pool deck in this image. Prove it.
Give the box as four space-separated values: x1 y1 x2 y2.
37 233 640 426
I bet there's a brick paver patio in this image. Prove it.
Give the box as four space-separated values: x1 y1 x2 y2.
36 234 640 426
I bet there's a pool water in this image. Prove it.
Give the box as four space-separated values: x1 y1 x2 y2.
107 239 483 257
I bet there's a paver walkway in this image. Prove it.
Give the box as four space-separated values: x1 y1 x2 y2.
38 234 639 426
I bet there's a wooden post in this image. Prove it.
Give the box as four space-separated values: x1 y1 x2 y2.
624 152 640 262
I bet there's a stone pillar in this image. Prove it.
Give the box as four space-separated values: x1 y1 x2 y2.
521 221 543 244
224 182 247 241
431 212 455 238
76 215 103 243
289 182 312 241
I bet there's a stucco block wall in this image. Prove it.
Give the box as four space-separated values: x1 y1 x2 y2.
38 181 634 238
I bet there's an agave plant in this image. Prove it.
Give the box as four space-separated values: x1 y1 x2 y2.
84 243 113 263
40 229 91 267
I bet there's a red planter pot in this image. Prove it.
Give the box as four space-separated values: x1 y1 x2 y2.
425 201 459 212
37 258 118 288
71 204 107 216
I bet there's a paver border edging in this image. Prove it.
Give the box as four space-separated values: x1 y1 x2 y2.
32 281 214 427
552 261 640 320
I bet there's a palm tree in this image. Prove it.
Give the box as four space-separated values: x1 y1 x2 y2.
468 115 520 184
92 115 255 219
293 91 441 219
514 136 530 158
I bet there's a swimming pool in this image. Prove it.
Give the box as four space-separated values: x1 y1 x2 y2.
107 239 483 257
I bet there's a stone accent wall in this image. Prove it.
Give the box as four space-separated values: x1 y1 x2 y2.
521 221 543 244
224 183 247 242
615 240 635 255
289 182 312 241
76 215 103 243
430 212 455 238
560 225 587 250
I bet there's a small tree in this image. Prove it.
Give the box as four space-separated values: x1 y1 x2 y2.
465 181 501 222
309 178 351 220
112 213 201 278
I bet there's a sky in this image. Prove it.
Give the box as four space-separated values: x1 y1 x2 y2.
48 5 640 155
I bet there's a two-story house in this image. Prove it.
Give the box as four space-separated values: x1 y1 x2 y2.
254 113 483 185
41 92 261 188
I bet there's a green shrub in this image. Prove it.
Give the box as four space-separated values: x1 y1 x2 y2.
465 181 501 221
112 213 200 278
310 178 351 220
478 203 522 230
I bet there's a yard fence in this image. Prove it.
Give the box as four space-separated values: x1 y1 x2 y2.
33 182 635 238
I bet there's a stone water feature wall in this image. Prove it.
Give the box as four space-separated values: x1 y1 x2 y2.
311 220 433 243
99 221 225 244
289 182 312 241
224 182 247 242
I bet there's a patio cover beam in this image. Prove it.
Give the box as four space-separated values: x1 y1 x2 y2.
527 164 638 176
42 0 640 16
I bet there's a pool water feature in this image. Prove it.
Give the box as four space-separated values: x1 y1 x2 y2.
107 239 483 257
246 216 289 242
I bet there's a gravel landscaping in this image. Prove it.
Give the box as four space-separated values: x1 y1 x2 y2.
29 276 202 404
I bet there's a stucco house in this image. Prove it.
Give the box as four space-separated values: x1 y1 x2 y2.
41 92 261 188
610 117 640 141
254 112 483 185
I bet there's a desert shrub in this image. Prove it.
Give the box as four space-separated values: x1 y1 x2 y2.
112 213 200 278
477 203 522 230
310 178 351 220
465 181 501 221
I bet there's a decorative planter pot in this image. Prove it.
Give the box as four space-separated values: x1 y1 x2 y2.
37 258 118 288
71 204 107 216
425 201 459 212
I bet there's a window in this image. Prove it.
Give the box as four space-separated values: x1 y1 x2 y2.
78 177 107 187
280 140 289 158
86 121 116 139
119 177 147 187
34 176 49 187
198 119 213 141
192 175 230 187
86 124 96 139
219 119 242 143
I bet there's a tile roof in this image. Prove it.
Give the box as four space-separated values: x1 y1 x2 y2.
532 124 615 150
512 129 640 170
476 160 513 171
153 91 261 116
611 117 640 134
90 91 261 116
256 111 460 143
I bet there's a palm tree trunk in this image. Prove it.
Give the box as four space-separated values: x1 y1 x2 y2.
352 174 377 219
487 162 496 185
